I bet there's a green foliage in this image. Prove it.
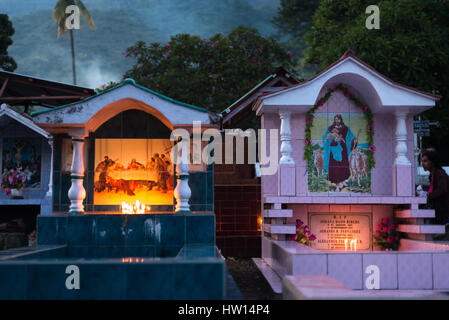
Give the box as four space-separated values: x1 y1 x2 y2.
304 0 449 164
52 0 96 38
0 14 17 71
121 26 293 112
272 0 322 79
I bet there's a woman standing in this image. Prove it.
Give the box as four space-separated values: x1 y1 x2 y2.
421 149 449 229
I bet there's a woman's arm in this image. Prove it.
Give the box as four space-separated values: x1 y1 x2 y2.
428 170 448 200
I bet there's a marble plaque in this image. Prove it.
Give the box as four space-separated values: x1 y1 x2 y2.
309 213 372 251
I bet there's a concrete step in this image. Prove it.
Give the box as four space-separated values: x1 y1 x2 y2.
263 209 293 218
282 275 449 300
398 224 446 234
394 209 435 219
263 224 296 235
400 238 449 251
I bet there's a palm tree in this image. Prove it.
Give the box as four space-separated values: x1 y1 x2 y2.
52 0 95 85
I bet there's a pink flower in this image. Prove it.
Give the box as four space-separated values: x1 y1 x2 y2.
305 139 311 145
305 231 311 238
369 145 376 152
390 224 396 230
294 234 298 241
165 43 171 48
310 235 317 241
286 51 292 57
304 226 310 232
378 223 383 229
387 236 393 243
5 188 10 195
382 218 390 225
376 230 381 237
296 219 304 226
367 124 373 131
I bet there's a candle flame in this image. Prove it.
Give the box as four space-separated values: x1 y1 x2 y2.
121 200 148 214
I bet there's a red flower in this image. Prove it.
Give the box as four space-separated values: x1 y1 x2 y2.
305 139 311 145
387 236 393 243
382 218 389 224
286 51 292 57
369 145 376 152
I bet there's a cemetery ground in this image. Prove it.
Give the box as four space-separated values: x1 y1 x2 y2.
226 257 281 300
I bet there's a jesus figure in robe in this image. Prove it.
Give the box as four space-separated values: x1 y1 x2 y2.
322 114 358 185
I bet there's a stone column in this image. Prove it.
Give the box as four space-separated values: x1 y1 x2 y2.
278 110 295 196
174 137 191 213
279 110 294 165
41 137 54 215
46 137 54 198
68 133 87 214
393 111 412 196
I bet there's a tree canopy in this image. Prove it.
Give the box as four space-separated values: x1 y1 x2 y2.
119 26 293 114
303 0 449 163
0 14 17 72
272 0 321 78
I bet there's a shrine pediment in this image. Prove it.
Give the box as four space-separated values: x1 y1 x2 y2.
254 51 440 115
32 79 212 132
0 103 52 139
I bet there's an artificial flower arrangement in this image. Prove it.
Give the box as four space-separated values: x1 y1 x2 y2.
291 219 317 246
374 218 400 251
1 167 29 195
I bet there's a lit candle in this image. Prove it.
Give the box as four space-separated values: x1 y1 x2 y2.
350 239 354 251
344 239 348 251
354 239 357 252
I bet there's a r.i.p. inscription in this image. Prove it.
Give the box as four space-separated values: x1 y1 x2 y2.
309 213 371 251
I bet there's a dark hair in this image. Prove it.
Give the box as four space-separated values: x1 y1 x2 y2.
333 114 345 126
422 148 442 169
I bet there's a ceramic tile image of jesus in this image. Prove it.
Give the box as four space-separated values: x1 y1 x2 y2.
307 114 371 193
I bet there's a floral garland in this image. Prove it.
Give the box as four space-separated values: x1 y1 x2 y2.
303 83 376 169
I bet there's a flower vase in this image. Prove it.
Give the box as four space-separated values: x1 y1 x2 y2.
10 188 24 199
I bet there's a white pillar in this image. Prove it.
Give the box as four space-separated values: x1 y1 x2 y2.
46 137 54 198
394 112 411 165
174 137 191 213
279 110 294 165
68 135 86 214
